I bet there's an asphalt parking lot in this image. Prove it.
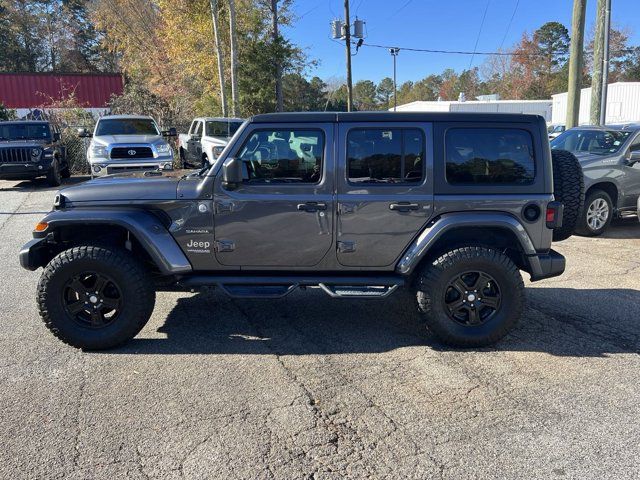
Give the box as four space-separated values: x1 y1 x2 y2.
1 178 639 480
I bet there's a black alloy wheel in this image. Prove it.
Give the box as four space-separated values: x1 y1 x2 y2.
443 271 501 326
63 271 122 328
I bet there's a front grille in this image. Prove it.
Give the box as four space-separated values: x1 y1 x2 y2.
110 147 153 159
0 147 33 163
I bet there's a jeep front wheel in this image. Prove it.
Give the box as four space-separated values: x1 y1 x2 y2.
45 159 62 187
416 247 524 347
37 245 156 350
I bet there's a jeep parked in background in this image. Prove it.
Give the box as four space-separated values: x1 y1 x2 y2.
21 112 582 351
79 115 176 177
0 121 68 186
178 117 244 168
551 124 640 236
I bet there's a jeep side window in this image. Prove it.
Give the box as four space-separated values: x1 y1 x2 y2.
347 128 425 184
237 129 324 184
446 128 535 185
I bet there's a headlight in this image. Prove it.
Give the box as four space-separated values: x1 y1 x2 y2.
31 148 42 160
213 146 225 158
156 143 171 154
90 145 106 158
161 162 173 170
93 165 102 173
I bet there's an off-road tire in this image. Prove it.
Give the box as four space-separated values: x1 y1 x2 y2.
45 159 62 187
575 189 613 237
551 149 584 242
60 163 71 179
37 245 156 350
416 246 524 347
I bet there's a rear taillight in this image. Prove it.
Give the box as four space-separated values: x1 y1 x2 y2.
546 201 564 229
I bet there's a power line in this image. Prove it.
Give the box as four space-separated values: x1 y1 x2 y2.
498 0 520 52
351 40 634 57
469 0 491 69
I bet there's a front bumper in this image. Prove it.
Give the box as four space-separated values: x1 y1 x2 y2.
19 237 48 270
0 159 53 179
90 159 173 176
528 249 566 281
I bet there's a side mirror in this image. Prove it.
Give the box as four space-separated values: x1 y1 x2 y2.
162 127 177 137
222 157 243 190
627 149 640 165
77 128 92 138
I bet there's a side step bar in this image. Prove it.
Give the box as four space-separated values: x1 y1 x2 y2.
177 274 405 299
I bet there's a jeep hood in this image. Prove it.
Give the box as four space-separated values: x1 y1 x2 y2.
59 171 188 203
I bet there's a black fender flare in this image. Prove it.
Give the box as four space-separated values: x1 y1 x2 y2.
22 209 192 275
395 212 539 275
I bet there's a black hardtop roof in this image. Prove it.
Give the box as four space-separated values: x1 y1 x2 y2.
250 111 545 124
0 120 51 125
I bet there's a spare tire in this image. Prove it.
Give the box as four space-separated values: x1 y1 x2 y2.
551 149 584 242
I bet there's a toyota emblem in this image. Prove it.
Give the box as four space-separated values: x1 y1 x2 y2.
127 149 136 156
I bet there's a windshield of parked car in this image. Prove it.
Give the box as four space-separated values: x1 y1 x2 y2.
205 120 243 138
551 129 632 155
0 123 51 141
95 118 159 136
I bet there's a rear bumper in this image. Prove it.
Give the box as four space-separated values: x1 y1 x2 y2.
528 249 565 281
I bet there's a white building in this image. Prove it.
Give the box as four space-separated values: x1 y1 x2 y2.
551 82 640 125
392 99 553 121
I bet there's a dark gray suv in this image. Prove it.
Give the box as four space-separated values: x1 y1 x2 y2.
551 124 640 235
20 112 581 350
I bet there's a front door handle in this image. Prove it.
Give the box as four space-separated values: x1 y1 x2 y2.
297 202 327 212
389 202 419 212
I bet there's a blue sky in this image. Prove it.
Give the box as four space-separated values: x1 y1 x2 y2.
284 0 640 84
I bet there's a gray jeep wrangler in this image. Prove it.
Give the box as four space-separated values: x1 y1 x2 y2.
19 112 583 350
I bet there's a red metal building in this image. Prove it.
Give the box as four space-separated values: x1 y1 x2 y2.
0 73 124 108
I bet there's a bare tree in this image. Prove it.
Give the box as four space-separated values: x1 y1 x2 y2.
209 0 227 117
228 0 239 117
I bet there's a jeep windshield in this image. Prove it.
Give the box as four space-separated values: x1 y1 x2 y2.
0 123 51 141
205 120 243 138
95 118 160 136
551 129 632 155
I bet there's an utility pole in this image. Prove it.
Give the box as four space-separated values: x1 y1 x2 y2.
566 0 586 129
330 7 365 112
599 0 611 125
344 0 353 111
389 48 399 111
209 0 227 117
590 0 609 125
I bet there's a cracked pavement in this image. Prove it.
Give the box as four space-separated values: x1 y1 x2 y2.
1 178 639 479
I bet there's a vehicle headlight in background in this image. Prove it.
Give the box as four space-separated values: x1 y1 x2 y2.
213 146 225 158
90 145 107 158
31 148 42 160
156 143 171 154
161 162 173 170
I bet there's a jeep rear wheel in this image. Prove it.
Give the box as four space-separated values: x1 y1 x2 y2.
37 246 156 350
576 189 613 236
416 247 524 347
551 149 584 241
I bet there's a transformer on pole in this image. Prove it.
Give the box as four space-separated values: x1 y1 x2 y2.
330 2 366 112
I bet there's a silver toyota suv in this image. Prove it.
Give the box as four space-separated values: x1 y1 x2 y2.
79 115 177 177
551 124 640 235
21 112 582 350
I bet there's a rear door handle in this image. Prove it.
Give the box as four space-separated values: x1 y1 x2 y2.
297 202 327 212
389 202 419 212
